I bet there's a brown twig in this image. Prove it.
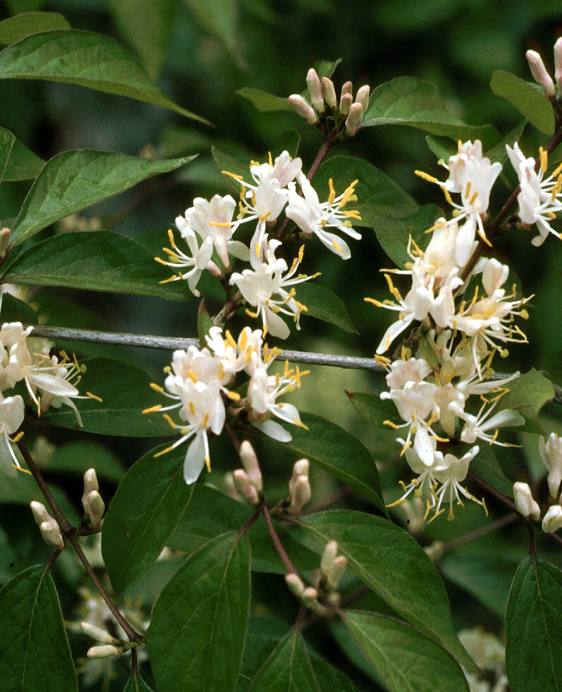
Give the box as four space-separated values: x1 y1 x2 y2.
440 512 518 555
17 438 143 642
261 503 298 574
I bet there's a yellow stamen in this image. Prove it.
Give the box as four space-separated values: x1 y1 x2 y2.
415 170 438 184
142 404 162 415
86 391 103 402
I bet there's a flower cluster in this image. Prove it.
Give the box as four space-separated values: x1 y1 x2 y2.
145 326 307 485
368 139 534 519
0 322 93 474
155 150 362 338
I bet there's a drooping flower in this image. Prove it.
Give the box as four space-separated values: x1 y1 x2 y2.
285 173 362 259
0 394 25 475
155 228 214 297
538 432 562 498
432 446 482 519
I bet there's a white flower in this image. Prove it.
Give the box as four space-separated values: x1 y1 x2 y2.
381 358 437 425
506 142 562 246
542 504 562 534
205 326 265 378
513 482 540 521
0 321 33 390
247 359 307 442
285 173 362 259
450 398 524 446
230 237 316 339
155 228 213 297
432 446 481 519
538 432 562 498
0 394 24 475
417 139 502 246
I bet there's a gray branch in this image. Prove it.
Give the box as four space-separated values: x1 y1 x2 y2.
28 324 562 404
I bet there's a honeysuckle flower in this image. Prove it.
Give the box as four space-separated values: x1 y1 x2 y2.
542 504 562 534
450 398 524 446
155 228 213 297
230 237 316 339
417 139 502 246
506 142 562 246
513 482 540 521
538 432 562 498
0 394 24 475
432 445 482 519
205 326 266 378
0 321 33 390
285 173 362 259
380 358 437 425
247 359 308 442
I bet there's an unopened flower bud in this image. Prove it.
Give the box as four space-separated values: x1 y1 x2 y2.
321 77 337 108
285 572 305 598
340 80 353 97
82 468 99 513
30 500 51 525
302 586 318 607
87 644 122 659
288 94 318 124
206 259 222 277
289 475 311 515
81 622 117 644
514 482 541 521
554 37 562 87
339 92 353 115
526 50 555 97
86 490 105 529
224 472 240 500
539 433 562 498
0 227 10 257
542 504 562 533
291 458 309 480
233 469 260 505
355 84 370 111
239 440 262 493
306 67 324 113
40 520 64 549
320 540 338 575
345 102 363 136
327 555 347 590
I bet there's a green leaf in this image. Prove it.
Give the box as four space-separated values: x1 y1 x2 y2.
197 300 214 346
148 532 251 692
0 30 208 123
363 76 498 142
343 611 468 692
297 282 358 334
0 12 70 45
1 231 191 300
0 565 77 691
237 87 293 112
506 556 562 691
0 293 37 324
250 630 355 691
373 204 442 267
109 0 174 79
346 390 400 447
101 446 192 592
43 357 176 437
8 150 195 246
122 675 155 692
0 126 14 183
296 511 474 671
497 369 555 432
491 70 554 136
184 0 241 64
48 440 124 482
469 445 514 499
313 155 418 229
3 133 44 181
282 412 385 511
212 145 249 191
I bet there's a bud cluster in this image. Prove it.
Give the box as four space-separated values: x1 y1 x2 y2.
525 38 562 98
82 468 105 529
288 457 311 515
30 500 64 549
226 440 263 506
288 67 370 137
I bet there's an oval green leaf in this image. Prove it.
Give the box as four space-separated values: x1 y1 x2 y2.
491 70 554 136
0 12 70 45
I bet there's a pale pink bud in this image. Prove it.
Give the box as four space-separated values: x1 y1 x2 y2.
306 68 324 113
554 37 562 87
223 472 240 500
327 555 347 590
513 482 541 521
320 540 338 575
233 469 260 506
526 50 555 97
289 475 311 515
40 520 64 549
321 77 337 108
86 490 105 529
239 440 262 493
542 504 562 533
302 586 318 606
87 644 122 659
206 259 222 278
285 573 305 597
339 92 353 116
355 84 370 111
345 102 363 136
81 622 117 644
340 80 353 97
288 94 318 124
